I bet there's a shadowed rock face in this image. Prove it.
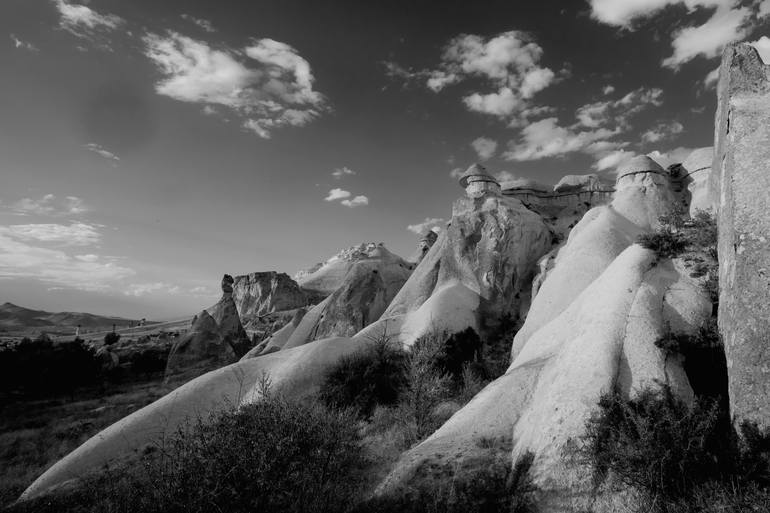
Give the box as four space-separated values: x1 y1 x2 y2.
164 311 236 379
713 43 770 430
231 272 310 328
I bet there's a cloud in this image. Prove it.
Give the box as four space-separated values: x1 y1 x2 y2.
575 87 664 129
648 147 697 167
703 66 720 87
761 0 770 17
449 167 464 180
10 34 38 52
180 14 216 33
84 142 120 162
125 282 182 297
594 149 639 171
143 32 328 138
332 166 356 179
0 223 101 246
324 188 351 201
407 217 445 235
750 36 770 64
641 121 684 143
587 0 734 27
387 31 557 124
0 227 132 291
602 84 615 95
9 194 89 217
53 0 124 40
504 117 619 161
471 137 498 161
340 195 369 208
662 5 751 68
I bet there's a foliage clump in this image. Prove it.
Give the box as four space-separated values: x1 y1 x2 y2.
578 386 770 512
637 207 717 260
103 331 121 346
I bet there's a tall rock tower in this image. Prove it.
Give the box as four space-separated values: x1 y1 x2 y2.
713 43 770 429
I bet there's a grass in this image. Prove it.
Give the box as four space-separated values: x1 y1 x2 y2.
0 376 183 508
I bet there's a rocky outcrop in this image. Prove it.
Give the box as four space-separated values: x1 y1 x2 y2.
681 147 713 216
553 173 610 193
231 272 310 328
256 246 414 353
165 275 250 378
294 242 414 296
375 157 711 511
713 43 770 430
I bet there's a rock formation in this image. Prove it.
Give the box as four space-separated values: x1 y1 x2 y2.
681 147 713 216
713 43 770 429
231 271 311 329
553 173 610 193
165 275 250 378
375 155 710 511
294 242 413 296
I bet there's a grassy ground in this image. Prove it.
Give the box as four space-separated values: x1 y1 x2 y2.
0 377 182 509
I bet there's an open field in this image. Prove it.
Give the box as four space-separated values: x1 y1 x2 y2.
0 376 185 509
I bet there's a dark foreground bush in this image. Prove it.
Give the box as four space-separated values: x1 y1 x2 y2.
319 337 407 418
578 386 770 512
11 394 369 513
356 450 537 513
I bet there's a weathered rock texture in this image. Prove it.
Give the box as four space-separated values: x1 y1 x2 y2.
376 158 712 512
294 242 414 295
553 173 610 193
253 245 414 354
682 147 714 216
231 271 310 328
713 43 770 429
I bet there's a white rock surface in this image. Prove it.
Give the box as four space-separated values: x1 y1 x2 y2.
681 147 713 216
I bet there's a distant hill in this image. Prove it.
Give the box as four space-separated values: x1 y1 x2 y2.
0 302 137 330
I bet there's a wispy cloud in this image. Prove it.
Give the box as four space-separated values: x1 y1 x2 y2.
0 223 101 246
84 142 120 163
471 137 498 161
142 32 328 138
125 282 182 297
641 121 684 144
332 166 356 179
10 34 38 52
407 217 444 235
53 0 124 42
8 194 89 217
180 14 216 33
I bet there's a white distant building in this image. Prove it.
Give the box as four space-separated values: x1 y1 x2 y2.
458 163 501 198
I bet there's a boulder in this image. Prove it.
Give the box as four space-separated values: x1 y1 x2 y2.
231 272 310 328
713 43 770 429
682 147 714 216
164 311 236 379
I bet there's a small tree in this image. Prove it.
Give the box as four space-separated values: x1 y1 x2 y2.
104 331 121 346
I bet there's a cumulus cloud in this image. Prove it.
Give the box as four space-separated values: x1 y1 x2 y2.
662 5 751 68
53 0 124 41
750 36 770 64
641 121 684 143
332 166 356 179
387 31 558 124
504 117 619 161
594 149 639 171
602 84 615 95
703 66 721 87
648 147 697 167
761 0 770 17
0 226 132 291
10 34 38 52
587 0 734 27
575 87 664 129
9 194 89 217
84 142 120 162
471 137 498 161
449 167 464 180
324 188 351 201
407 217 445 235
142 32 328 138
340 195 369 208
0 223 101 246
181 14 216 32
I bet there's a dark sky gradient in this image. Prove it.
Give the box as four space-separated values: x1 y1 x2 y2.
0 0 767 318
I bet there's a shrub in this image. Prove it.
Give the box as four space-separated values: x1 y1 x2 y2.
481 314 518 379
436 327 482 381
319 337 407 418
638 230 688 258
578 386 770 512
11 393 369 513
103 331 121 346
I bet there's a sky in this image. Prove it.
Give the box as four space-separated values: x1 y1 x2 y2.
0 0 769 319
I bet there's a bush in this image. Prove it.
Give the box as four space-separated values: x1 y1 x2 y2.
356 449 537 513
11 393 369 513
319 337 407 418
481 314 518 379
436 328 482 381
103 331 121 346
638 230 688 258
578 386 770 512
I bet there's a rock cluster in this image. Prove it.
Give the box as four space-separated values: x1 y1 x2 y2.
231 271 311 329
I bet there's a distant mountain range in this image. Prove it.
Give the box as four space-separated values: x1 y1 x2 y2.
0 302 136 330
